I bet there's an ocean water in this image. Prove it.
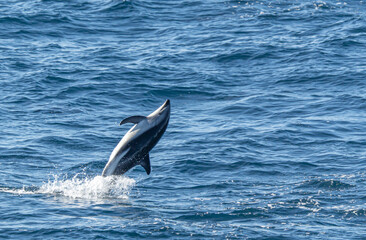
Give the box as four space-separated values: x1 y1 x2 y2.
1 0 366 239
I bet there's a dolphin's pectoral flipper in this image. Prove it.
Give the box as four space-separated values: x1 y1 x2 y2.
140 154 151 175
120 116 146 125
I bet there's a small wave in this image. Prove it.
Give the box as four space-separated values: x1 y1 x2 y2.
92 0 134 13
0 175 135 200
176 208 268 221
297 179 355 190
330 205 366 218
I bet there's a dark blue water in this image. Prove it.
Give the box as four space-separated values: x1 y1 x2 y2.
1 0 366 239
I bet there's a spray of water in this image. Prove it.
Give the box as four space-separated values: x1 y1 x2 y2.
39 174 136 199
0 174 136 200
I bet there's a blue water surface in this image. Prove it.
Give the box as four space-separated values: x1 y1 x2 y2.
1 0 366 239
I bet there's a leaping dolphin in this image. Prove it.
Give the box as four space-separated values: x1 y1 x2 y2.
102 100 170 176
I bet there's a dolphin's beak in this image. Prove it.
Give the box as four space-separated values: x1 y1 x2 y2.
161 99 170 117
161 99 170 111
148 99 171 119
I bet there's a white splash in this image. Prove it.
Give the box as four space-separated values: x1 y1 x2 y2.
0 175 136 200
39 174 136 199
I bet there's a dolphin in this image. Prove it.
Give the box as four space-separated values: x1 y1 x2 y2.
102 100 170 176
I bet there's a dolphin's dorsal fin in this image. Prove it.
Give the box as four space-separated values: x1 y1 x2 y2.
119 116 146 125
140 154 151 175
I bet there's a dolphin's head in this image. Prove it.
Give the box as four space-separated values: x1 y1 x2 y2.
147 99 170 128
122 99 170 140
